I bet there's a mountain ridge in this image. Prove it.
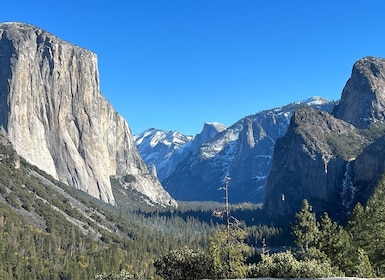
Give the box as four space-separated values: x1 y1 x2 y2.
134 122 226 181
264 56 385 223
136 96 336 203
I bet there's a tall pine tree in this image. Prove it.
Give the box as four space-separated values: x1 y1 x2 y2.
292 199 319 251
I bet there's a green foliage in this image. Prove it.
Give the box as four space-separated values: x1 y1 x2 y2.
317 212 357 274
247 250 340 278
327 133 368 160
327 122 385 161
154 247 210 280
0 140 273 279
154 227 252 280
206 228 251 279
347 173 385 276
362 122 385 140
292 199 319 251
4 131 385 279
289 199 376 277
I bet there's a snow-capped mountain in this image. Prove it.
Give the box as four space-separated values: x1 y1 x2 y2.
134 129 194 181
134 122 226 181
162 97 336 203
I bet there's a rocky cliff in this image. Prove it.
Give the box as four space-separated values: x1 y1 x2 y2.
0 22 176 207
264 56 385 223
162 97 335 203
333 56 385 129
134 122 226 181
134 128 194 181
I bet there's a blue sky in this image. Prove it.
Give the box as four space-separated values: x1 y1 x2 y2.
3 1 385 135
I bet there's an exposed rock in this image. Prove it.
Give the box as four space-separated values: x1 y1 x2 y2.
0 22 176 207
134 122 226 182
134 128 194 181
350 134 385 206
333 56 385 129
263 108 366 222
163 97 335 203
191 122 227 149
264 56 385 223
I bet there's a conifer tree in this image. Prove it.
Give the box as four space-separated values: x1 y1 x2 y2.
348 173 385 276
292 199 319 252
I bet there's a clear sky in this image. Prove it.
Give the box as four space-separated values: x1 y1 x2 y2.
3 1 385 135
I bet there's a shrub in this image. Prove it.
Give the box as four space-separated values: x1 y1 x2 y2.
247 251 341 278
154 247 210 280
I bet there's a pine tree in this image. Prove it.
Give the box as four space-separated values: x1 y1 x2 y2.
292 199 319 252
348 173 385 276
206 227 250 279
318 212 355 274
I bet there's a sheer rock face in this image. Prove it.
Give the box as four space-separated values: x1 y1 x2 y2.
264 56 385 223
162 98 335 203
0 22 176 206
263 108 363 221
333 56 385 129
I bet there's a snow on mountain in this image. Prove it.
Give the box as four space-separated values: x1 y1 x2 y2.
162 97 337 203
134 123 226 181
134 129 193 181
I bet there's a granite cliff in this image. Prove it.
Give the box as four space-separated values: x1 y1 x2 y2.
162 97 335 203
264 56 385 223
0 22 176 206
333 56 385 129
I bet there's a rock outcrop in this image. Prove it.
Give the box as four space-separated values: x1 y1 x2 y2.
263 108 366 221
162 97 335 203
333 56 385 129
190 122 227 150
264 56 385 223
0 22 176 207
134 122 226 182
134 128 194 181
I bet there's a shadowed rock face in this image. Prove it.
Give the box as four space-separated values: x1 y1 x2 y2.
264 56 385 223
162 98 335 203
0 22 176 207
263 108 363 221
333 56 385 129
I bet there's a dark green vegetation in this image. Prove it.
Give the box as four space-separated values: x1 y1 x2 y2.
1 132 385 279
155 194 385 279
0 136 279 279
327 122 385 160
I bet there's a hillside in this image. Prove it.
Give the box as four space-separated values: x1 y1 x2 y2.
0 132 213 278
0 132 276 278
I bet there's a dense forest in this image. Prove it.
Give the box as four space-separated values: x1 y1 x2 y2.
0 137 281 279
0 135 385 279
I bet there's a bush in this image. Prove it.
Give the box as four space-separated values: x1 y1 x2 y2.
92 269 137 280
247 251 341 278
154 247 210 280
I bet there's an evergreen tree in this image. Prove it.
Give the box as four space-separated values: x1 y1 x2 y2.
318 212 355 273
348 173 385 276
292 199 319 251
206 227 250 279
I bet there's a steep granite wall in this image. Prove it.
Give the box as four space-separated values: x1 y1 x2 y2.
333 56 385 129
0 22 176 206
264 56 385 223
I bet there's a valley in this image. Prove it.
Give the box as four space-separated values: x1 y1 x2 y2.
1 21 385 279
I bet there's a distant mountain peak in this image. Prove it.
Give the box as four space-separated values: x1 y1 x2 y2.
301 96 330 105
162 97 336 203
135 123 226 181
